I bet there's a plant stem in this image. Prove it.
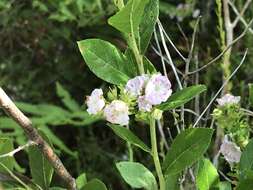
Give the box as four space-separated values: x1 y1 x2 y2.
150 117 166 190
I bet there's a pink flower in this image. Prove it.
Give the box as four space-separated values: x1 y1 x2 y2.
145 73 172 105
220 136 241 164
217 94 240 106
125 75 149 97
104 100 129 126
86 89 105 115
138 96 152 112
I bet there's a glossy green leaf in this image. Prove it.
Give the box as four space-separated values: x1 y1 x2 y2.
109 124 151 153
139 0 159 54
82 179 107 190
0 138 15 172
239 139 253 179
116 161 157 190
56 82 80 112
219 182 232 190
78 39 131 85
76 173 87 189
157 85 207 111
163 128 213 175
196 159 219 190
108 0 149 36
28 132 54 189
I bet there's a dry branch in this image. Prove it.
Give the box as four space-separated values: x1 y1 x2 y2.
0 88 77 190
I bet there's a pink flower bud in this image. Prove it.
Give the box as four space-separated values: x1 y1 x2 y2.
104 100 129 126
86 89 105 115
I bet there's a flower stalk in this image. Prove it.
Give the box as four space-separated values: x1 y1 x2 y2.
150 116 166 190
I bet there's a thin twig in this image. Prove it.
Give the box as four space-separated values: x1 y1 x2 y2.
232 0 252 27
193 50 248 128
188 19 253 75
0 141 35 158
0 88 77 190
228 0 253 34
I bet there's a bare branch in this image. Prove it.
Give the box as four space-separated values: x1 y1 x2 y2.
228 0 253 34
188 19 253 75
0 88 77 190
232 0 252 27
193 50 248 128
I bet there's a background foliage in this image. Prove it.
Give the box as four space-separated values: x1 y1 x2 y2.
0 0 253 189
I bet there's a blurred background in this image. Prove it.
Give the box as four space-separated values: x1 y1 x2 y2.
0 0 252 189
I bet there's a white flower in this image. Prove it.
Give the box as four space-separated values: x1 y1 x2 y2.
104 100 129 126
145 73 172 105
138 96 152 112
217 94 241 106
125 75 149 97
220 136 241 164
86 89 105 115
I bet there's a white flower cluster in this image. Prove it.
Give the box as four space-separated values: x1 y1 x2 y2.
86 89 129 126
219 135 241 164
125 73 172 112
86 73 172 126
216 94 241 106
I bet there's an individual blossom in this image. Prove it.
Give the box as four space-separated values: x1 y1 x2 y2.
217 94 240 106
86 89 105 115
145 73 172 105
104 100 129 126
138 96 152 112
125 75 149 97
219 135 242 164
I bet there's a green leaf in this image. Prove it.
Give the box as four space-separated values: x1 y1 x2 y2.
116 161 157 190
0 138 15 172
219 182 232 190
249 84 253 106
143 57 157 74
237 176 253 190
108 124 151 153
76 173 87 189
82 179 107 190
196 159 219 190
165 174 180 190
163 128 213 175
239 139 253 179
108 0 149 36
56 82 80 112
157 85 207 111
78 39 130 85
28 132 54 189
39 126 78 158
139 0 159 54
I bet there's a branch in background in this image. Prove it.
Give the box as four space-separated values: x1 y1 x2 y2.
228 0 253 34
193 50 248 128
232 0 252 27
0 88 77 190
188 18 253 75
